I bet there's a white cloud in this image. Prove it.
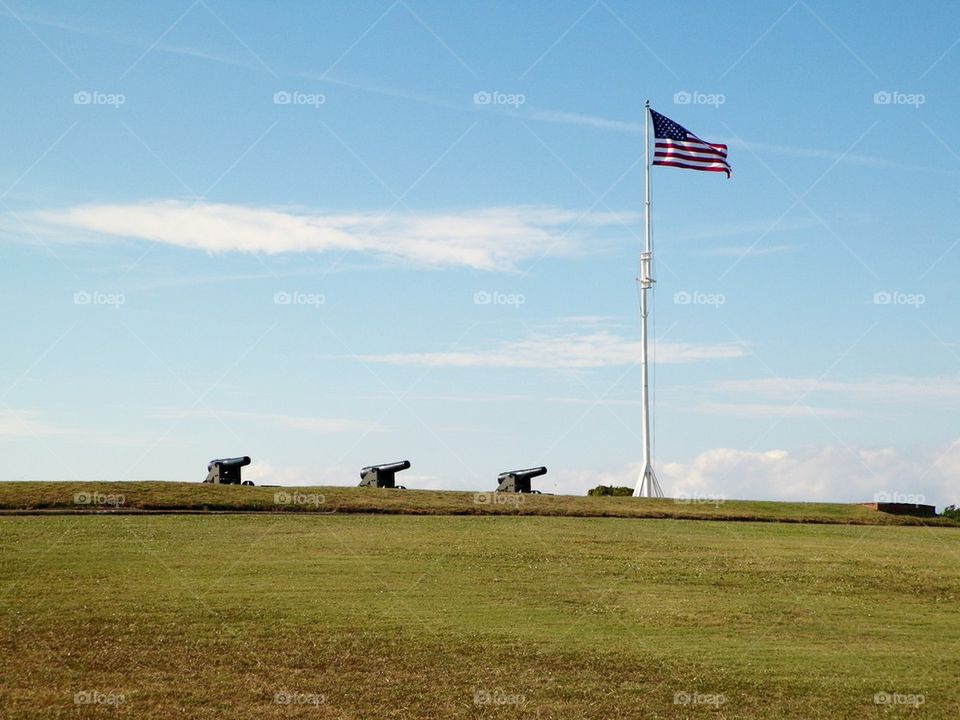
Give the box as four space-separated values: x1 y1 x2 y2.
0 409 71 439
565 440 958 507
700 244 797 258
156 408 378 434
717 376 960 403
527 108 647 133
360 331 746 369
243 460 317 486
35 201 635 271
0 409 146 446
659 444 952 506
696 403 856 418
524 109 959 176
670 217 821 244
725 138 960 176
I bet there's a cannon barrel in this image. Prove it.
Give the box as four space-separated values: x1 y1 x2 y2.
207 456 251 472
361 460 411 474
497 466 547 482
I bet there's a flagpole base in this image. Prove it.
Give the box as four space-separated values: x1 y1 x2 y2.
633 464 663 498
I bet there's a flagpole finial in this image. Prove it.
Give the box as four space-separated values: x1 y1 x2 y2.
644 99 650 108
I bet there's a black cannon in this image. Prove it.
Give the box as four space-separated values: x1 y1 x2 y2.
203 456 252 485
359 460 410 489
496 466 547 493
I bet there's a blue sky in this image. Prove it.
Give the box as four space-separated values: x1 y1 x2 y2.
1 0 959 505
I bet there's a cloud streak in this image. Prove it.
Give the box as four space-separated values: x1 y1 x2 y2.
695 402 856 418
717 375 960 403
36 201 634 271
359 331 746 369
0 409 147 446
155 408 378 433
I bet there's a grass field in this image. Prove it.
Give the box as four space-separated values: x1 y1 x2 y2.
2 506 959 718
0 481 954 526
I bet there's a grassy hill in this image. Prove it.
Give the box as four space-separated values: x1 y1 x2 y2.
0 481 954 526
2 512 959 718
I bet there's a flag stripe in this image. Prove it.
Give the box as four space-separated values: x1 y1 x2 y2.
655 147 727 162
655 140 728 159
652 160 731 173
655 137 727 151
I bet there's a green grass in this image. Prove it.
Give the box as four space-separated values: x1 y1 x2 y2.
2 513 959 718
0 481 954 526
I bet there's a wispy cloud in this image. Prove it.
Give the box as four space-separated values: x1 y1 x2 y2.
359 331 746 369
724 137 960 176
0 409 145 445
0 409 78 439
34 200 636 271
528 109 960 176
9 7 954 179
155 408 378 433
526 108 646 133
695 402 857 418
669 216 826 244
717 375 960 403
700 244 797 258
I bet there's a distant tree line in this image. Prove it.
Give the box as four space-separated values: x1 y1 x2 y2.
588 485 634 497
943 505 960 520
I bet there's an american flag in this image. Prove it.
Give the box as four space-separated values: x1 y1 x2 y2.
650 108 731 178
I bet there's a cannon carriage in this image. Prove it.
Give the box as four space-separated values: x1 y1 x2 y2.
496 466 547 494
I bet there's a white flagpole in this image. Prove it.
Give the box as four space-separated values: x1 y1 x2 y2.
635 100 663 498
